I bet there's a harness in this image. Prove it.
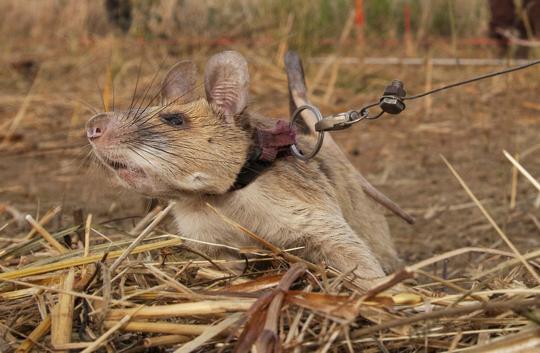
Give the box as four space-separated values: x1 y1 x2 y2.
229 120 297 191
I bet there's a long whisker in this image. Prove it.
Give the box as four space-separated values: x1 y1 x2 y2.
126 145 162 171
126 56 144 120
130 82 205 128
126 58 167 127
116 115 216 138
131 141 240 169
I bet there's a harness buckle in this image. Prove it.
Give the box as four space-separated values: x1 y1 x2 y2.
314 112 354 131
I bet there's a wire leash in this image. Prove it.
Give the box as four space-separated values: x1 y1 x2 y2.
290 58 540 161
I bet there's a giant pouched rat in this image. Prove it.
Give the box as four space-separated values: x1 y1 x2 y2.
86 50 411 282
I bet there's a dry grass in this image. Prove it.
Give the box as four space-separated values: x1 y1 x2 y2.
0 0 491 55
1 1 540 351
0 188 539 352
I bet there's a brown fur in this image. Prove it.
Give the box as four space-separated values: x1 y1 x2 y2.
86 51 401 281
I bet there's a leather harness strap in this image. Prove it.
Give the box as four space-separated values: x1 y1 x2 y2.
229 120 297 191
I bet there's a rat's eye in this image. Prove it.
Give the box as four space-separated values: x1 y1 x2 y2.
160 112 186 127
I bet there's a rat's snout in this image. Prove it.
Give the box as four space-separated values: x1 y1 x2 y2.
86 113 111 141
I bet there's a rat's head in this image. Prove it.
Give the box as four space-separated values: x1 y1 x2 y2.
86 51 252 197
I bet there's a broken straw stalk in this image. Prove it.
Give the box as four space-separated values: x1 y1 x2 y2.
1 186 539 352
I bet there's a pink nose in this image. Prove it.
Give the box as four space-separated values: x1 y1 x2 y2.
86 114 110 140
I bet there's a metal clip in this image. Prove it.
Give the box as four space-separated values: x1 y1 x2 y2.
290 104 325 161
314 112 354 131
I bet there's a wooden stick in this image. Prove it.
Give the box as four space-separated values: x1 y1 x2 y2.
51 269 76 353
107 299 255 320
103 321 210 336
25 214 67 254
15 316 51 353
441 155 540 285
143 335 190 347
109 202 175 273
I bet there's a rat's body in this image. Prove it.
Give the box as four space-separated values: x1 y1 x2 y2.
172 114 400 278
86 51 406 281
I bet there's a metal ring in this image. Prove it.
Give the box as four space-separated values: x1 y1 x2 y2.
290 104 325 161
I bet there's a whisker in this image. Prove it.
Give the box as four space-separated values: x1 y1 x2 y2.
126 57 167 127
131 59 166 123
126 145 162 170
126 140 239 166
126 56 144 120
128 82 205 130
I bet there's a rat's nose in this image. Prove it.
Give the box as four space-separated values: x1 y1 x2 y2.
86 114 110 140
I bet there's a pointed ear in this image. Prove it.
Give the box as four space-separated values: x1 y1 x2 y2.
204 51 249 120
161 60 198 104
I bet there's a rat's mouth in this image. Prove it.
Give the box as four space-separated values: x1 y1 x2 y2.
92 150 165 195
100 155 146 180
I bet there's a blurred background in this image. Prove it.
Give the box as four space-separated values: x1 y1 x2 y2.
1 0 539 263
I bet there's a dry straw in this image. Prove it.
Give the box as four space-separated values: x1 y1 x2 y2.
1 192 538 352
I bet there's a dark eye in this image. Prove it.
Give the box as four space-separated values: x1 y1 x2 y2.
160 113 186 127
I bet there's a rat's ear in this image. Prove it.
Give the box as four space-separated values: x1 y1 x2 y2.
161 60 198 104
204 51 249 121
